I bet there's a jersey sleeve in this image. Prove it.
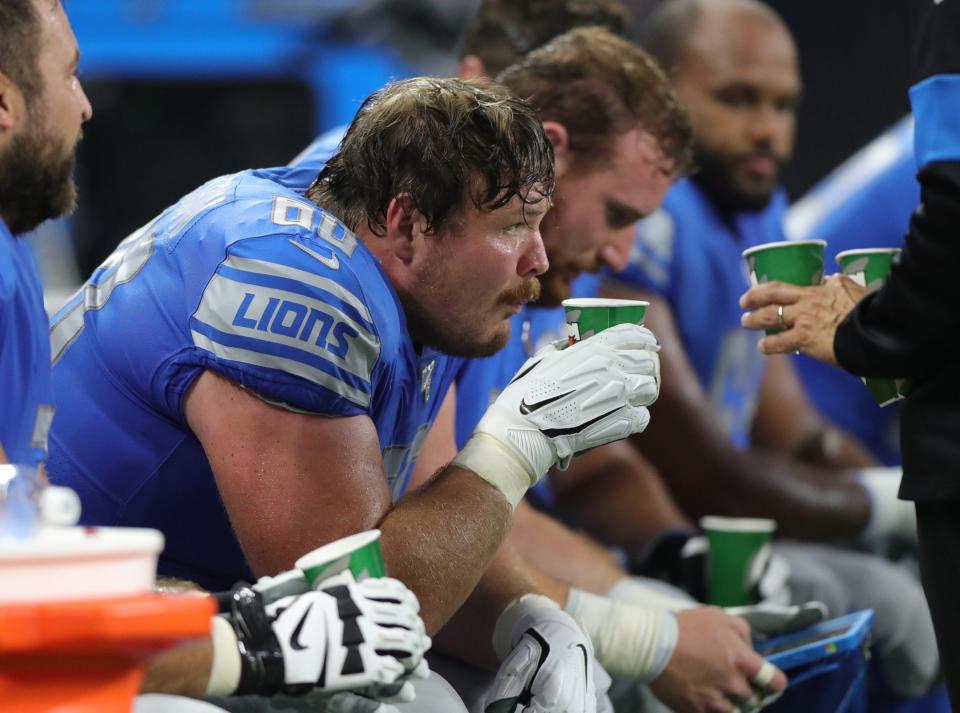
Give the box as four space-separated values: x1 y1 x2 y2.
184 232 383 417
608 207 678 299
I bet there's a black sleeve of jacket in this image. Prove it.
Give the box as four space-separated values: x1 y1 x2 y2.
833 0 960 379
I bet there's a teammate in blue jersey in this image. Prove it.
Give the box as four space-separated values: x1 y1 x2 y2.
281 22 790 713
0 0 91 467
0 5 437 712
597 0 918 549
437 26 797 713
49 73 664 713
49 167 464 586
556 0 940 702
617 182 790 449
786 117 918 466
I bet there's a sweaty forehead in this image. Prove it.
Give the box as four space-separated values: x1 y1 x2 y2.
680 9 799 87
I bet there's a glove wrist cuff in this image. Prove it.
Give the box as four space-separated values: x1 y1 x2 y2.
451 432 537 509
205 615 243 696
225 585 287 696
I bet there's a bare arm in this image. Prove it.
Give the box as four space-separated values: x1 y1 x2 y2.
751 354 876 469
404 386 557 666
510 500 624 595
186 371 512 635
601 284 870 540
141 640 214 696
548 440 691 554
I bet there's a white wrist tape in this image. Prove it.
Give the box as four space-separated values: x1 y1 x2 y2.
606 577 697 612
451 432 539 509
857 467 916 544
492 593 562 660
205 615 242 696
565 587 678 682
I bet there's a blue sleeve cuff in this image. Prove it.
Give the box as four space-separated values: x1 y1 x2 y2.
910 75 960 170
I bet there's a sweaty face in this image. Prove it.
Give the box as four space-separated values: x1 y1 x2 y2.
0 1 92 235
400 191 550 357
673 8 801 213
537 129 674 306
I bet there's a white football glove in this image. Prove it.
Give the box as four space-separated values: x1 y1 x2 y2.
485 594 610 713
453 323 660 507
206 577 430 698
321 658 430 713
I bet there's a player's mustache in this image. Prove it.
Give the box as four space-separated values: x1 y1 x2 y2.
500 278 541 305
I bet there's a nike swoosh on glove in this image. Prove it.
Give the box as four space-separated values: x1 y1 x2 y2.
212 576 430 698
454 323 660 507
485 594 606 713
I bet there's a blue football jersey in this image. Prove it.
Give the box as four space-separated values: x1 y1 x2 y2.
47 169 461 590
785 117 917 465
610 178 788 449
0 219 54 467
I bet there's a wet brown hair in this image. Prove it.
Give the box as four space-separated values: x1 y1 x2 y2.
307 76 555 236
498 26 694 176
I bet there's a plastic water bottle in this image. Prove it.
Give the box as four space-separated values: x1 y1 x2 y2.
0 464 81 538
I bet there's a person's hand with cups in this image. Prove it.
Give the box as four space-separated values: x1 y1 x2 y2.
739 240 869 364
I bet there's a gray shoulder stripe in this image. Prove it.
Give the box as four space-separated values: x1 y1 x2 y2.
223 255 373 323
191 330 371 409
193 274 380 382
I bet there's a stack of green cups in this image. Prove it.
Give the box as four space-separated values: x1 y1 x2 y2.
296 530 386 586
700 516 776 606
741 240 827 335
836 248 906 405
562 297 649 344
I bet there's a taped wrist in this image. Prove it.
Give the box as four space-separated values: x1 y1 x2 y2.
223 584 286 696
451 431 541 509
565 587 678 682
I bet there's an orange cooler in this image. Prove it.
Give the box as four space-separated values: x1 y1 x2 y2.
0 593 214 713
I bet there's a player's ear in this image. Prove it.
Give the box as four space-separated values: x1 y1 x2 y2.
542 121 572 178
458 55 487 80
383 193 425 264
0 70 24 132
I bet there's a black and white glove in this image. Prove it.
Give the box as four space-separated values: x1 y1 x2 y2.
633 529 791 606
453 323 660 507
485 594 612 713
205 577 430 698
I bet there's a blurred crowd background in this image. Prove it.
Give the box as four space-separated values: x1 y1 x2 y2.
30 0 912 307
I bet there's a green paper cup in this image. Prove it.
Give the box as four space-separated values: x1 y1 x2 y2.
742 239 827 335
700 516 776 607
562 298 648 344
836 248 901 291
296 530 386 586
836 248 906 406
